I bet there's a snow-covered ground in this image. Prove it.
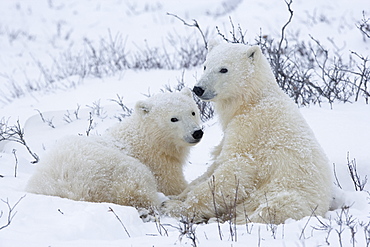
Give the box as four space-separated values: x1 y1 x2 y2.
1 0 369 246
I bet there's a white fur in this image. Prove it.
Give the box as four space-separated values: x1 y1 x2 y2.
162 43 333 224
107 88 203 196
27 88 203 208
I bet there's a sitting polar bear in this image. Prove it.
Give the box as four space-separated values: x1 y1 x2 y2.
162 42 332 224
27 88 203 209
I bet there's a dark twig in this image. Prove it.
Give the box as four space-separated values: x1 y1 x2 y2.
167 13 208 50
350 51 370 103
86 112 94 136
86 100 107 119
356 11 370 40
179 215 198 247
12 149 18 178
63 104 81 123
346 152 367 191
109 94 133 118
0 120 39 163
108 207 131 238
209 175 223 240
216 17 247 44
0 195 26 231
299 205 318 239
278 0 294 52
333 163 343 189
35 109 55 128
163 215 198 246
262 193 278 239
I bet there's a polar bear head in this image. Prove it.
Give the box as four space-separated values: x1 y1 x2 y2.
135 88 203 147
193 41 273 104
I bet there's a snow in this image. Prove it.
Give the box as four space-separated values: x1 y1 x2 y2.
0 0 369 246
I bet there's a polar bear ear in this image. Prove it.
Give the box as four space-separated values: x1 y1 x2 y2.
246 45 261 61
135 100 152 115
180 87 193 97
207 39 221 52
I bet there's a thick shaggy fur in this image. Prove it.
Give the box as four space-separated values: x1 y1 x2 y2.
27 89 203 208
27 135 159 208
162 42 332 224
107 88 203 196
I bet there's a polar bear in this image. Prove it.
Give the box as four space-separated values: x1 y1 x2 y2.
161 42 332 224
27 88 203 208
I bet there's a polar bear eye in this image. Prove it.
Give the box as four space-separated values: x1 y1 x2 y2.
203 66 206 70
171 117 179 122
219 68 228 73
192 112 195 116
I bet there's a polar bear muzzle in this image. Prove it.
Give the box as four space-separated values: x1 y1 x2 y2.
193 85 217 101
186 128 203 144
192 129 203 140
193 86 205 97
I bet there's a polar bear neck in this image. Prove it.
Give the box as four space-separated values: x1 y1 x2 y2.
128 124 190 195
108 118 190 195
214 73 281 131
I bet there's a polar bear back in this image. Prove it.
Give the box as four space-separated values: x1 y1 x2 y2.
27 135 160 208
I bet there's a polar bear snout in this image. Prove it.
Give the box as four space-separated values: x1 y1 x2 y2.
193 85 217 101
192 129 203 140
185 129 203 144
193 86 205 97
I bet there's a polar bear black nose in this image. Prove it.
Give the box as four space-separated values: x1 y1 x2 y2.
192 129 204 140
193 86 205 97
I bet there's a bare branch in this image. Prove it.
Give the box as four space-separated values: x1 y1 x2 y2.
299 205 318 240
278 0 294 52
109 94 133 120
12 149 18 178
356 11 370 40
63 104 81 123
208 175 223 240
35 109 55 128
0 195 26 231
346 152 367 191
177 215 198 247
85 112 94 136
86 100 107 119
0 119 39 163
167 12 208 50
108 207 131 238
216 19 247 44
333 163 343 189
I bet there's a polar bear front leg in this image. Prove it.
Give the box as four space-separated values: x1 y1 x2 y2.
172 138 225 202
162 158 257 224
161 168 243 223
161 199 183 214
174 161 220 201
161 176 218 223
161 199 211 224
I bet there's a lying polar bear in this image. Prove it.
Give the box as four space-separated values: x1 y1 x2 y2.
27 88 203 208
